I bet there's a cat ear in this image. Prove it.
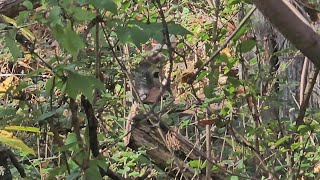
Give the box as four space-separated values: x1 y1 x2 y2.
162 35 178 49
146 51 165 64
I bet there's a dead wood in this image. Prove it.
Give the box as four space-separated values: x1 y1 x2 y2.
127 114 209 179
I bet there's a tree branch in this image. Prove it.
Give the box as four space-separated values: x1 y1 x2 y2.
253 0 320 67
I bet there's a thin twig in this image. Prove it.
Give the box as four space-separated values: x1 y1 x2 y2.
100 22 145 108
187 6 256 84
296 66 320 125
228 126 278 180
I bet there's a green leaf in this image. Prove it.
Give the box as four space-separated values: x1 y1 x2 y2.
66 171 81 180
131 26 150 48
56 142 79 152
71 7 95 21
14 81 28 93
48 165 68 179
85 160 103 180
0 107 16 118
297 125 310 134
310 120 320 130
45 77 54 96
118 166 130 175
168 22 191 36
196 71 208 81
4 31 22 60
2 14 35 43
115 26 131 44
233 23 249 41
189 160 201 168
204 70 219 98
51 25 85 57
212 165 221 173
35 111 56 121
216 54 229 64
300 163 311 168
290 142 302 150
238 39 256 53
64 28 85 56
0 23 7 29
65 70 105 103
204 85 214 98
275 136 290 146
26 68 46 78
22 0 33 10
16 11 30 26
96 160 109 170
115 24 152 47
128 171 140 176
230 176 239 180
48 6 62 25
86 0 117 14
65 133 77 145
274 165 288 172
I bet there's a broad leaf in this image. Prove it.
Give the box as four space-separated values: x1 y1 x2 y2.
71 7 95 21
45 76 55 96
0 107 16 118
4 126 54 135
189 160 201 168
85 0 117 14
1 15 35 42
51 25 85 57
84 160 103 180
233 23 249 41
65 70 105 103
168 22 192 36
4 31 22 60
22 0 33 10
131 26 150 48
35 111 56 121
297 125 310 134
275 136 290 146
0 130 35 155
238 39 256 53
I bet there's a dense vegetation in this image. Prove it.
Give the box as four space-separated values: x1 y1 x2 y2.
0 0 320 179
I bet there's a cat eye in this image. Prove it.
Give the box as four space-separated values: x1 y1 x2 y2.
153 71 160 78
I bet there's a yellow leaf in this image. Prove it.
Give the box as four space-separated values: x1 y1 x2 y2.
0 75 17 94
0 130 14 138
24 53 32 60
0 130 35 155
222 47 232 57
4 126 54 136
1 15 17 26
1 15 35 42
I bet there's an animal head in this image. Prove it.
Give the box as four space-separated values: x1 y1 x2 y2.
134 36 177 103
134 53 164 103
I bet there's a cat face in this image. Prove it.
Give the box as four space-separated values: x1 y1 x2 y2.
134 55 164 103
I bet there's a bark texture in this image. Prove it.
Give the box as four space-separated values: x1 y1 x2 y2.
127 115 208 179
0 0 23 17
253 0 320 68
251 1 320 119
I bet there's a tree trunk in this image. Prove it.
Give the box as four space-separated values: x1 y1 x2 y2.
0 0 40 18
0 0 23 17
